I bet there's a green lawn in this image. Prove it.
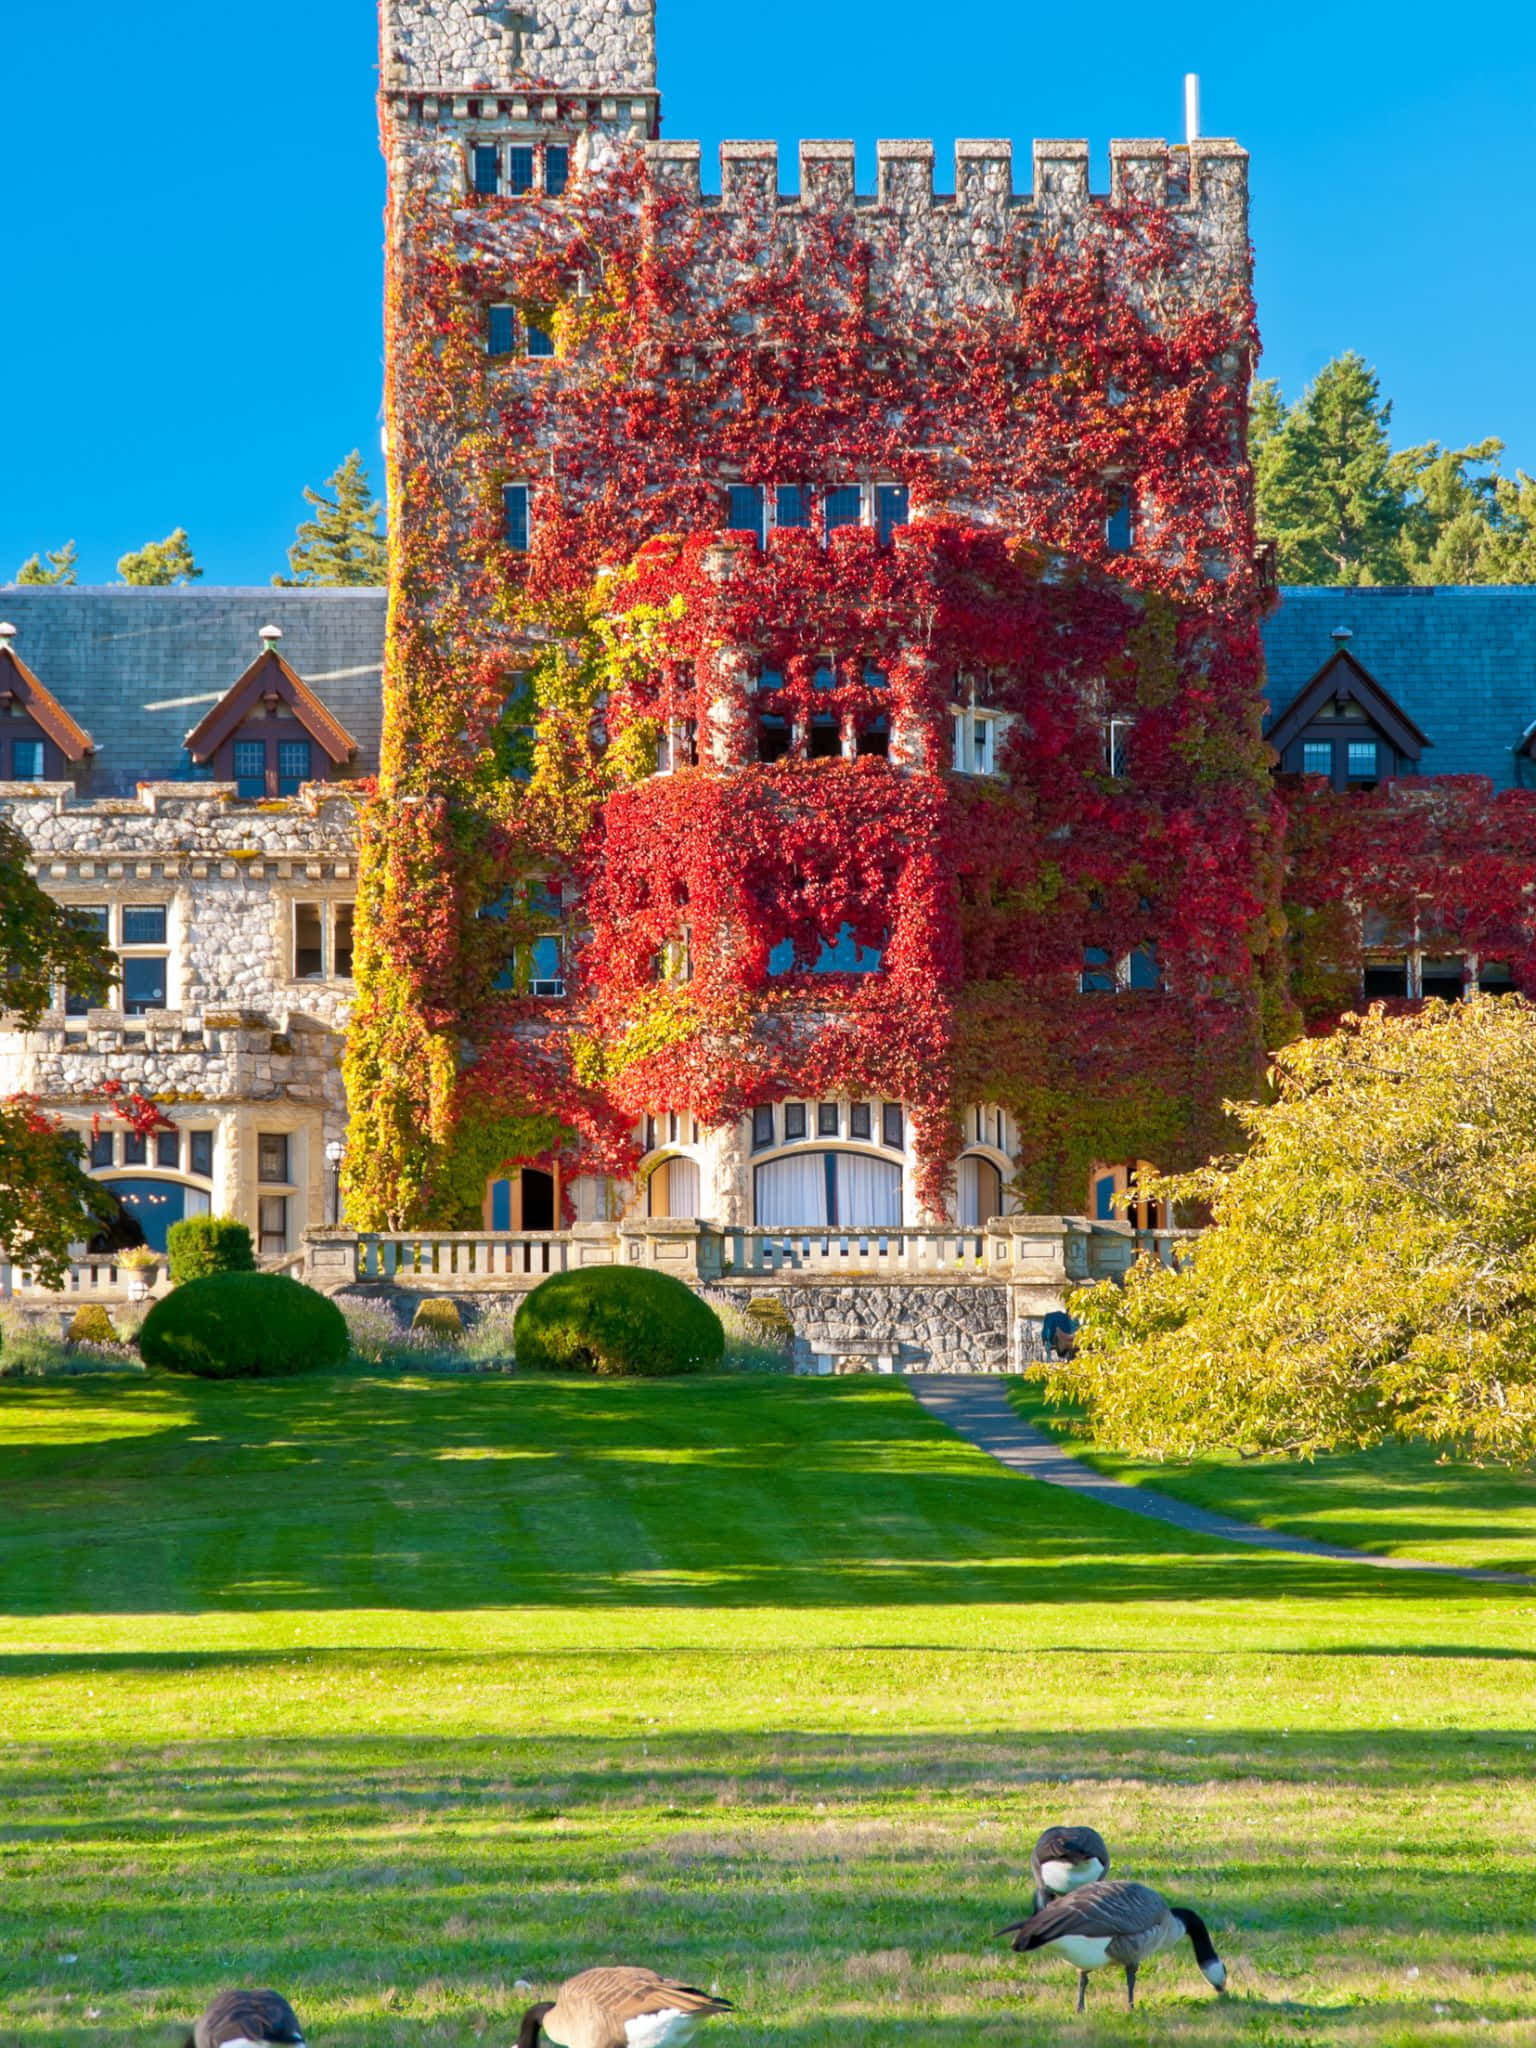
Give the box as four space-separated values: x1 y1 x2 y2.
1 1371 1533 2048
1007 1378 1536 1574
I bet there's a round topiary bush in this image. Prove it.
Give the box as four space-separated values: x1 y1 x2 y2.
166 1215 256 1283
514 1266 723 1377
138 1271 348 1378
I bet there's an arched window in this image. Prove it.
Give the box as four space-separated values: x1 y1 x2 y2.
647 1155 701 1219
754 1150 901 1228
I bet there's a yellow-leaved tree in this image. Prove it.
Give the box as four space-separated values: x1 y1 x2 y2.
1048 996 1536 1464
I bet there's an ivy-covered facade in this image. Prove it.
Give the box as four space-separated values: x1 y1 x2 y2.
352 0 1284 1233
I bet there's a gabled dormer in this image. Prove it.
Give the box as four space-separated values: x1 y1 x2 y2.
0 621 94 781
183 625 359 797
1266 641 1429 792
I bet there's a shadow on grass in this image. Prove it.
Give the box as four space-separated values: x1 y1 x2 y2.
2 1375 1529 1617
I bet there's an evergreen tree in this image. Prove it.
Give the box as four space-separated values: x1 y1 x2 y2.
117 529 202 586
274 452 387 586
1252 353 1407 584
13 540 79 586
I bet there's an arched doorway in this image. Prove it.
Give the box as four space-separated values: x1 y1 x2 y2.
647 1155 702 1219
100 1177 210 1254
956 1154 1003 1226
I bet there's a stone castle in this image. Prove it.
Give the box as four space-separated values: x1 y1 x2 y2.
6 0 1536 1368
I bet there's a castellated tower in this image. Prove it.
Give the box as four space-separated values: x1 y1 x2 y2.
351 0 1279 1241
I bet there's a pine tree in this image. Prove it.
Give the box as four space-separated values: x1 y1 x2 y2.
117 529 202 586
1253 353 1407 584
274 452 387 586
13 540 79 585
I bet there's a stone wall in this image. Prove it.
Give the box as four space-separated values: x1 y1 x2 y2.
709 1278 1013 1374
383 0 657 95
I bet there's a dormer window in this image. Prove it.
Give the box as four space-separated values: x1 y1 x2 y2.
0 627 94 782
183 629 357 796
1266 647 1428 791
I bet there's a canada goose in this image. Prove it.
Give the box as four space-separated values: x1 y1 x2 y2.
999 1878 1228 2012
1030 1824 1111 1911
516 1967 732 2048
184 1990 306 2048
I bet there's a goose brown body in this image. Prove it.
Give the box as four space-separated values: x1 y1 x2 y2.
999 1878 1228 2011
517 1967 732 2048
1029 1824 1111 1911
185 1990 306 2048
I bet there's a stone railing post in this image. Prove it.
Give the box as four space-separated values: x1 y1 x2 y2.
301 1228 360 1294
618 1218 710 1282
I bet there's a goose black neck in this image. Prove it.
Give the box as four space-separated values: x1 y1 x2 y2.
516 2003 554 2048
1172 1908 1219 1967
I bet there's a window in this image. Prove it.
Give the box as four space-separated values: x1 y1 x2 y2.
758 714 791 763
472 144 500 195
783 1102 807 1141
65 905 109 1016
952 710 998 775
258 1194 289 1254
233 739 265 798
752 1104 775 1150
525 933 564 996
754 1150 901 1228
855 716 889 758
1081 945 1116 993
1420 956 1466 1001
812 662 836 691
817 1102 839 1137
89 1131 114 1169
809 717 841 759
1106 719 1132 779
525 316 555 358
278 740 311 795
727 484 766 545
334 904 354 979
10 737 44 780
1347 740 1379 789
1363 959 1409 999
824 486 862 534
776 485 810 529
757 665 784 692
1479 959 1516 996
508 145 535 193
121 957 166 1014
123 1132 147 1166
1105 488 1134 552
1302 740 1332 777
258 1132 291 1185
862 664 888 689
1127 943 1162 992
504 484 531 552
850 1102 871 1140
488 304 518 356
875 484 909 545
189 1129 214 1177
294 903 324 979
882 1103 904 1150
156 1130 180 1169
122 906 166 947
658 933 692 983
545 144 570 195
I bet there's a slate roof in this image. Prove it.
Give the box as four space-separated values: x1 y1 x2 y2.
1262 586 1536 792
0 587 387 798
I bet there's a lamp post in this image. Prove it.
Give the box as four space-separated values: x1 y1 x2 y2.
325 1139 346 1226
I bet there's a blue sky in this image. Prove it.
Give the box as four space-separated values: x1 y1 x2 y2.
4 0 1533 585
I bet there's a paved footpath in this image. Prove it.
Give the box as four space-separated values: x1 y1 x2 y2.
906 1373 1536 1588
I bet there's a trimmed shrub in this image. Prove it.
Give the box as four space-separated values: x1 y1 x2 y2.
515 1266 723 1377
66 1304 118 1347
166 1215 256 1283
139 1271 348 1378
411 1297 463 1338
742 1296 794 1345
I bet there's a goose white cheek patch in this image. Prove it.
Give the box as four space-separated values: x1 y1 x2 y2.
1202 1960 1228 1988
1040 1858 1104 1892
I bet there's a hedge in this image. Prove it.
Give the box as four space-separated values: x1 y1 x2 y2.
514 1266 723 1377
138 1271 348 1378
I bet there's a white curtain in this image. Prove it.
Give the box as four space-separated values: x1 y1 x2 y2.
184 1186 212 1219
755 1152 829 1226
834 1152 902 1228
571 1174 620 1223
651 1156 701 1219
